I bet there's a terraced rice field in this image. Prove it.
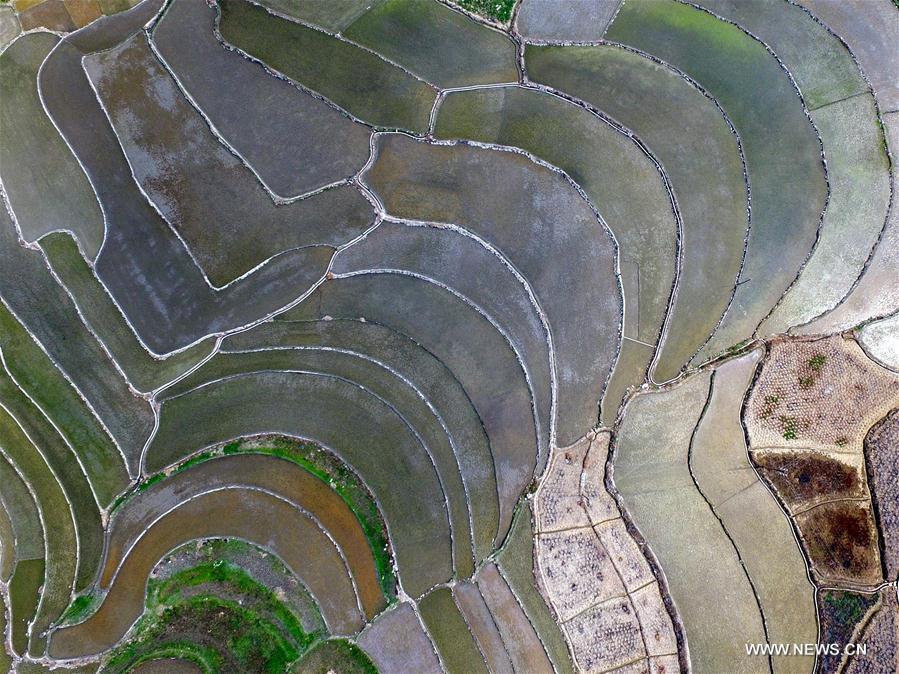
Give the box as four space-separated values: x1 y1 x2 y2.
0 0 896 672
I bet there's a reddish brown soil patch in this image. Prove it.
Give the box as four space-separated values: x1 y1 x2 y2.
18 0 75 30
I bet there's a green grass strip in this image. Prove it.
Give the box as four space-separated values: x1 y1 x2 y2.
103 595 301 674
151 559 318 651
111 436 397 601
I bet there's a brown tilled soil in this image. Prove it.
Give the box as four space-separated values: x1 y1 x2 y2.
795 501 883 586
751 449 864 509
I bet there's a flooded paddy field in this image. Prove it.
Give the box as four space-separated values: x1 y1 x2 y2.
2 0 896 670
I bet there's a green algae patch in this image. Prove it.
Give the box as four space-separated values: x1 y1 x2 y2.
217 0 434 132
9 558 45 655
59 591 102 626
344 0 517 88
453 0 514 24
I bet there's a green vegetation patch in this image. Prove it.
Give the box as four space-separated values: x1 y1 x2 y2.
154 560 318 650
291 639 377 674
796 353 827 391
779 415 800 441
808 354 827 372
103 565 315 674
452 0 515 24
158 538 327 637
103 597 294 673
59 591 102 626
818 590 880 673
103 549 373 673
823 591 873 627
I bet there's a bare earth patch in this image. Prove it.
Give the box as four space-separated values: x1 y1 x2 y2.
534 431 679 673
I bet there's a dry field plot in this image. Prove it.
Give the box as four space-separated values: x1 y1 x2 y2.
746 336 899 589
0 0 896 672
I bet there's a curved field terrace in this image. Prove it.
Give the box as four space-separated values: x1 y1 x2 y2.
0 0 896 672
